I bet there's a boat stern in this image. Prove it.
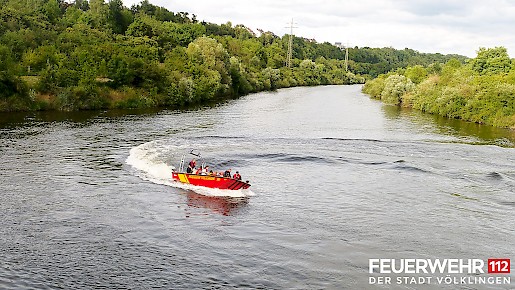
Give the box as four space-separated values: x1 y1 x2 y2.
172 172 190 184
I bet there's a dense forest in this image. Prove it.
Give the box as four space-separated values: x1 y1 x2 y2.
349 47 467 78
1 0 464 111
362 47 515 128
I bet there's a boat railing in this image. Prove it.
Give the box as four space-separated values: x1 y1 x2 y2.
179 154 185 172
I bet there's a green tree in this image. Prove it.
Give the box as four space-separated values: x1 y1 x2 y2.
125 15 156 37
0 45 28 100
470 47 512 75
186 36 231 98
61 6 85 27
74 0 90 11
43 0 62 24
229 56 252 94
88 0 109 29
107 0 133 34
22 45 62 73
404 65 427 84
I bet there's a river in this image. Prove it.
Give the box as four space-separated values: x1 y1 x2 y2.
0 85 514 289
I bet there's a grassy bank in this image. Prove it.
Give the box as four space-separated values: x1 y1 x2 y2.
362 47 515 129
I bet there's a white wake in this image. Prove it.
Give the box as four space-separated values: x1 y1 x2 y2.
126 141 254 197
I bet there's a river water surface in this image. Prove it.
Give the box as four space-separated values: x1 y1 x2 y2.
1 85 514 289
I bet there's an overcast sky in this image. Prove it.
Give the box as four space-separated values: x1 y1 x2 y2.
122 0 515 57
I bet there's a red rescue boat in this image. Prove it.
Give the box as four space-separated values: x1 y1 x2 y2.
172 150 251 190
172 172 251 190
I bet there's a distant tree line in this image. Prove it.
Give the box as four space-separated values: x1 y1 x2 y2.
348 47 467 78
0 0 464 111
363 47 515 128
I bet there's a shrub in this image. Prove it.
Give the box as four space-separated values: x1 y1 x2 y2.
362 75 386 99
380 75 415 105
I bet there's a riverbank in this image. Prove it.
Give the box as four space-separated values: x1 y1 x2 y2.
362 47 515 129
0 70 364 112
0 0 464 113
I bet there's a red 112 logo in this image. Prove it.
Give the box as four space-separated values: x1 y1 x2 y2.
488 259 510 274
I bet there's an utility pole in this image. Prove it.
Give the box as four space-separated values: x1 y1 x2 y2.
285 18 297 68
336 42 349 71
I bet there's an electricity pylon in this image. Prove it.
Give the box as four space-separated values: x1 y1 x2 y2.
285 18 297 68
345 44 349 72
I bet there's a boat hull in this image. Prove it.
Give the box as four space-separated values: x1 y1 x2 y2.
172 172 251 190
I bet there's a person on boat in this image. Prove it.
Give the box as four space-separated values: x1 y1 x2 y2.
233 171 241 180
201 166 209 175
223 169 232 178
187 159 196 173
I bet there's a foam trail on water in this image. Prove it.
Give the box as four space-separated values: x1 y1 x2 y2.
126 141 175 185
167 181 254 198
126 141 254 197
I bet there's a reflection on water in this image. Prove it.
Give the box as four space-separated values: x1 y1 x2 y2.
184 191 249 216
381 104 515 146
0 109 165 126
0 98 233 127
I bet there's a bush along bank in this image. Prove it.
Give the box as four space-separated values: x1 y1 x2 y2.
362 47 515 129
